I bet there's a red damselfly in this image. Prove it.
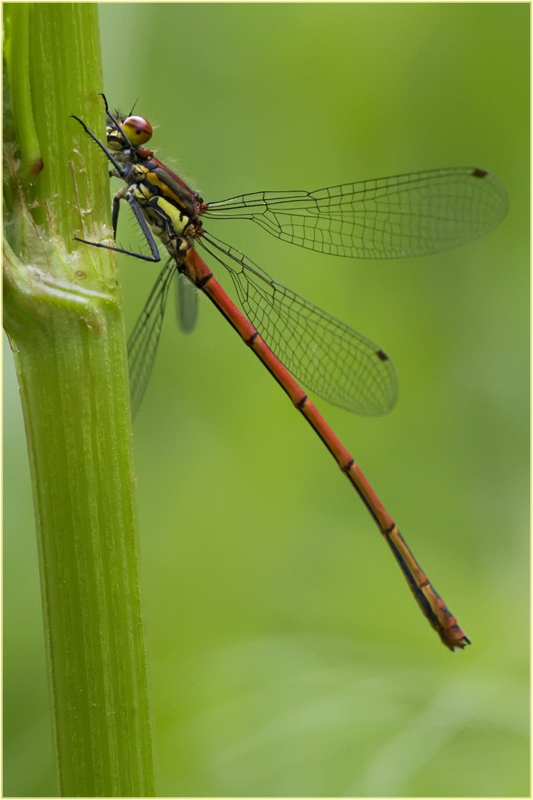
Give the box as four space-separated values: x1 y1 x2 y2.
72 98 507 650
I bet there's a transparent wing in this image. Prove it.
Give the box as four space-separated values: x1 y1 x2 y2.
203 167 508 259
198 234 397 415
175 272 198 333
127 259 176 418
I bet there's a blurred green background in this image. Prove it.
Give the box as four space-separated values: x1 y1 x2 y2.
4 3 529 796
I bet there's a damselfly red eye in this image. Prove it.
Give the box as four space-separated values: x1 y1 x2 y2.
121 116 153 147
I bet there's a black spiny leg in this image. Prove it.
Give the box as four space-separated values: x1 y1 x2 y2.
71 114 127 179
75 194 162 263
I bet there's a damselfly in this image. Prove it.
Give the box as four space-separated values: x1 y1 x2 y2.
72 98 507 650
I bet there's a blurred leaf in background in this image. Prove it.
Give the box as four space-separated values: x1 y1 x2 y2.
4 3 529 796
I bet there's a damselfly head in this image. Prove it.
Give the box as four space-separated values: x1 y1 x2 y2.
105 111 153 156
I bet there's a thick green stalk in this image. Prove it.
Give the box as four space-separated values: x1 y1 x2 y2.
3 4 155 796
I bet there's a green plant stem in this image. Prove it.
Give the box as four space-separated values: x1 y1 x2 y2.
3 4 155 796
